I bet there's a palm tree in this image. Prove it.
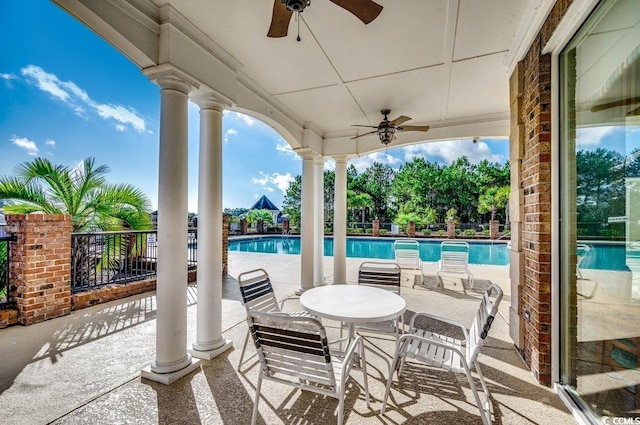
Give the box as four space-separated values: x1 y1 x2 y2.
478 186 510 221
247 209 274 233
0 157 153 287
0 157 152 231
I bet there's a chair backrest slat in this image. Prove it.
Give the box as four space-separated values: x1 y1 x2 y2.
394 239 421 269
249 311 336 387
467 283 503 362
358 261 401 293
238 269 280 313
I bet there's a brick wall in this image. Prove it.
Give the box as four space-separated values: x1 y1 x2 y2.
510 0 573 385
6 214 73 326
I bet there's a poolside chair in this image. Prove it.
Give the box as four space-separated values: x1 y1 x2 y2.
576 243 591 279
436 241 474 289
381 283 504 425
248 311 370 425
237 268 311 370
393 239 424 287
355 261 403 332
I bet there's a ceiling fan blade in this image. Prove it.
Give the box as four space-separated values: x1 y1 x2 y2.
398 125 430 132
352 124 378 128
591 96 640 112
351 130 377 140
267 0 293 38
389 115 412 126
628 106 640 116
329 0 383 24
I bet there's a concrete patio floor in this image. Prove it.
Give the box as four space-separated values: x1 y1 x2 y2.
0 252 575 424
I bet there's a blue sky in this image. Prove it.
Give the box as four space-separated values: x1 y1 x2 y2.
1 0 512 213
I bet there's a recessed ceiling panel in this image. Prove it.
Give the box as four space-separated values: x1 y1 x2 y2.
453 0 527 61
274 85 366 133
347 66 445 125
447 54 509 118
304 0 449 82
173 0 342 95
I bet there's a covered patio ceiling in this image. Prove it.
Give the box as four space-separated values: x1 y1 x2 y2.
53 0 554 156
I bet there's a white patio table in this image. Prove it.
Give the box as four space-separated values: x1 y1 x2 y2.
299 284 406 345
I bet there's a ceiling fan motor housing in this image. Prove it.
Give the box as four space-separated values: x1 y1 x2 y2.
282 0 310 12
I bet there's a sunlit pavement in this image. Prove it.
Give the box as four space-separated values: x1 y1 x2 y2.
0 252 574 424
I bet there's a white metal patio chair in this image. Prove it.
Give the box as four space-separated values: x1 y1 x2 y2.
355 261 403 335
248 311 370 425
237 268 311 370
393 239 424 287
436 240 474 289
381 283 504 425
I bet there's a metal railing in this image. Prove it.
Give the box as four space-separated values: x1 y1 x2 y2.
71 229 197 294
0 232 15 307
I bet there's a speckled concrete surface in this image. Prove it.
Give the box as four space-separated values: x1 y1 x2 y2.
0 252 575 425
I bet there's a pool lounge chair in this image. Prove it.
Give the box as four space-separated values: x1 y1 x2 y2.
393 239 424 287
436 241 474 289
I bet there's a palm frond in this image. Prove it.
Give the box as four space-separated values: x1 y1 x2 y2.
0 177 61 213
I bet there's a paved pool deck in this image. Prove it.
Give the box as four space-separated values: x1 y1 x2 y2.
0 252 575 424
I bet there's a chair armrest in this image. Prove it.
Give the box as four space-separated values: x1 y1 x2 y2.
340 335 364 378
408 312 469 342
396 333 469 364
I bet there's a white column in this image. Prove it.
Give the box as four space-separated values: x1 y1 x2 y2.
298 151 316 293
189 94 232 360
314 156 325 286
141 71 200 385
333 156 348 284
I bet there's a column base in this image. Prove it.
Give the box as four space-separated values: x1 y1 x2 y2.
189 338 233 360
141 358 201 385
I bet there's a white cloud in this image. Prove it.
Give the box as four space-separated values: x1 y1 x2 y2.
20 65 146 133
402 140 504 164
94 103 145 133
224 128 238 143
0 73 17 81
350 151 402 173
252 171 294 194
225 111 255 126
45 139 56 146
11 136 39 156
576 126 617 147
275 139 300 160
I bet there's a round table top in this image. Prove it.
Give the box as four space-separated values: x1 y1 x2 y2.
300 284 406 324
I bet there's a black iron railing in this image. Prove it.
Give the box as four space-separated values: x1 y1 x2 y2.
0 232 15 307
71 229 197 294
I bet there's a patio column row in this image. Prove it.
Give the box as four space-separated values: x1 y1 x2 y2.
141 68 231 385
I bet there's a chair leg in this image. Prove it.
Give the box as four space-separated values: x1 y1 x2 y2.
337 391 345 425
238 328 250 370
462 362 491 425
360 339 370 407
381 354 401 415
474 361 492 410
251 371 263 425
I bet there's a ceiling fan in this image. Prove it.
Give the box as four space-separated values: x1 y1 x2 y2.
590 96 640 116
352 109 430 145
268 0 383 38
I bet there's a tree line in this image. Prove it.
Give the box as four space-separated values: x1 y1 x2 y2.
282 156 511 228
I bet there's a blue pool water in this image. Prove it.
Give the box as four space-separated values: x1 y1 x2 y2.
228 236 510 266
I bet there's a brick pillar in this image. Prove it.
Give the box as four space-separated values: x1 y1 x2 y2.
241 219 247 235
7 214 72 326
372 219 380 236
408 221 416 237
447 221 456 239
282 218 290 234
222 216 229 275
489 220 500 240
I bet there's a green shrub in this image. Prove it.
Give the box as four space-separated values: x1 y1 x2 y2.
365 228 373 234
437 229 445 236
379 229 387 235
482 229 490 236
455 229 461 235
352 228 363 234
463 229 477 237
324 227 331 234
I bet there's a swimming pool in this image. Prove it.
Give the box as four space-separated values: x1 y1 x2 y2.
228 236 510 266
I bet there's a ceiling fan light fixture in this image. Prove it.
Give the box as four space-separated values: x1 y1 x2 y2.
377 125 395 145
282 0 310 12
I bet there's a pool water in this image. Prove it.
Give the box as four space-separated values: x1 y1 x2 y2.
228 236 510 266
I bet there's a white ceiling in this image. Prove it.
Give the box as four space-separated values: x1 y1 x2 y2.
55 0 544 152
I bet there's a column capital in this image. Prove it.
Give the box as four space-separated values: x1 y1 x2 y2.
295 147 321 161
142 64 199 94
332 154 351 164
314 155 326 165
191 91 231 111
